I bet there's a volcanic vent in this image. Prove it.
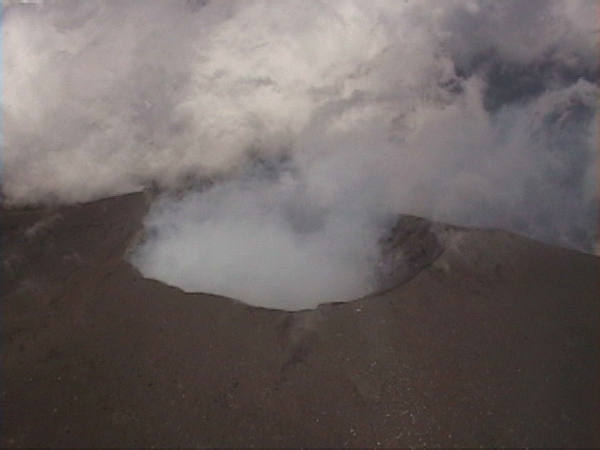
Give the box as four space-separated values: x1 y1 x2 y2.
129 185 446 311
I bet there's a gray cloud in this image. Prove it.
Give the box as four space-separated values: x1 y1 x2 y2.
3 0 598 308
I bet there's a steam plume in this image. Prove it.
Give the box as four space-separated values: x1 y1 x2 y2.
3 0 598 308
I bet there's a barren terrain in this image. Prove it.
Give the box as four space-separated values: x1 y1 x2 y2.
2 192 599 448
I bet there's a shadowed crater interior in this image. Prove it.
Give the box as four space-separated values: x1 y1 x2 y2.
373 215 446 296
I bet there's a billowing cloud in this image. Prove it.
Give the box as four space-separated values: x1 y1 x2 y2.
3 0 598 308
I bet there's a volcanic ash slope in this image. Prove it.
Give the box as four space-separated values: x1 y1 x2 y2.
2 192 599 448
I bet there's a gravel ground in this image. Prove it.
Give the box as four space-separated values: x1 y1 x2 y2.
2 192 599 448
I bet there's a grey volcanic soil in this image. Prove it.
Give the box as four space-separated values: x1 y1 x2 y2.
2 192 599 448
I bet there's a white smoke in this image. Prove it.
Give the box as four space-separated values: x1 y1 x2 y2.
3 0 598 309
130 173 386 310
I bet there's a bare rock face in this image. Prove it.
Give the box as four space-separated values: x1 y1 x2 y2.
374 215 447 295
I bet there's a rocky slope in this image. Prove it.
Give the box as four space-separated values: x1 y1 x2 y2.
2 192 598 448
